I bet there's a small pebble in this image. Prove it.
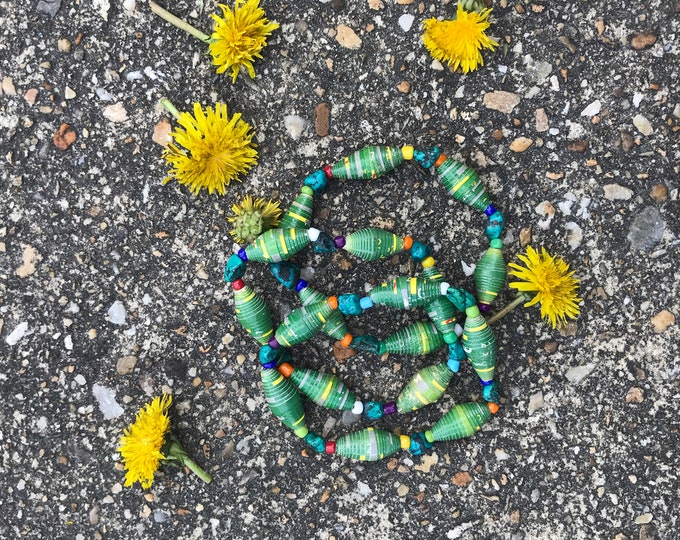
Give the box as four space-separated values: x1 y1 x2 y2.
314 102 330 137
627 206 664 250
53 123 77 150
631 33 656 50
634 513 653 525
152 118 172 146
284 115 306 140
116 355 138 375
632 114 653 136
510 137 533 152
535 108 549 132
2 76 16 95
625 387 644 403
107 300 126 325
483 91 520 114
580 100 601 117
397 484 410 496
565 364 595 383
335 24 362 49
620 130 634 151
103 102 128 123
603 183 633 200
64 86 76 99
567 140 588 152
451 471 473 487
528 391 544 414
651 310 675 333
398 14 415 32
649 183 667 202
396 80 411 94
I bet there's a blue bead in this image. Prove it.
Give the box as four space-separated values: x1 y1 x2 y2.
484 204 497 217
409 241 431 262
483 380 500 403
338 294 363 316
446 357 460 373
304 432 326 453
224 254 248 282
408 432 434 456
304 170 328 194
359 297 373 310
295 279 308 292
270 261 301 289
237 248 248 261
363 401 384 420
414 147 441 169
262 361 277 369
259 345 278 365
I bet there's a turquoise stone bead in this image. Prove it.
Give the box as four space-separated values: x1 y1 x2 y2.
259 344 278 365
409 241 430 262
414 147 441 169
224 254 247 282
270 261 300 289
408 432 434 456
304 170 328 193
445 288 477 311
338 294 363 316
304 432 326 453
350 335 380 354
485 211 505 240
312 232 337 253
363 401 384 420
447 341 466 373
482 380 500 404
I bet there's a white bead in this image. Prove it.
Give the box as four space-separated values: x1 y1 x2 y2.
440 282 450 295
351 400 364 414
307 227 320 241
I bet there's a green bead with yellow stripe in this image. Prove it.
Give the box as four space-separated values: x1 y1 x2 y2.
437 158 491 212
462 305 496 383
245 227 314 263
275 299 337 347
330 145 405 180
344 228 403 261
369 277 444 309
298 286 350 341
397 362 454 413
378 321 444 355
288 367 356 411
234 283 274 345
335 427 401 461
426 401 492 442
261 367 308 438
279 187 314 229
474 239 506 306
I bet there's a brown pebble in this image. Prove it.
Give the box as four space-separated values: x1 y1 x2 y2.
152 118 172 147
396 80 411 94
544 341 558 353
53 123 77 150
24 88 39 106
491 129 504 141
57 38 72 53
452 471 473 487
594 17 605 35
631 33 657 50
315 102 330 137
333 340 356 363
519 225 532 247
649 183 667 202
116 355 138 375
331 0 346 11
651 309 675 333
625 387 644 403
558 321 578 337
567 140 588 152
510 509 520 524
620 130 634 151
510 137 533 152
514 4 525 14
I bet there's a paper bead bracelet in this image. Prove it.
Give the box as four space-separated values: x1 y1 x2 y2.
223 145 506 461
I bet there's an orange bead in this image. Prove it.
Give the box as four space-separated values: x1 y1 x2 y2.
434 153 447 168
340 333 353 347
487 402 500 414
403 236 414 250
327 296 338 310
278 362 294 378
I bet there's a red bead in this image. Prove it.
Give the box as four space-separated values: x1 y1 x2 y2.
232 278 245 291
323 165 333 178
325 441 336 454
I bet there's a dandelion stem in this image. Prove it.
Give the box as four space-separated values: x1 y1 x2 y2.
486 292 530 325
181 456 213 484
149 1 211 44
160 97 181 120
162 436 212 484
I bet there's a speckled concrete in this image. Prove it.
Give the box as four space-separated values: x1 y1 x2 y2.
1 1 678 539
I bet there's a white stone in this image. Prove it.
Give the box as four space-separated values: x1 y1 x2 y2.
284 115 306 140
632 114 653 136
565 364 595 383
6 322 29 345
603 183 633 201
565 222 583 249
461 260 476 277
356 481 372 496
103 102 128 123
107 300 126 325
398 14 415 32
528 391 544 414
92 384 124 419
96 88 113 101
64 334 73 350
580 100 601 117
632 93 644 108
123 0 136 11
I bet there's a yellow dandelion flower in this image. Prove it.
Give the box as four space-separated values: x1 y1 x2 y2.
162 101 258 196
229 194 282 243
118 395 212 489
209 0 280 83
508 246 582 329
118 395 172 489
422 3 498 74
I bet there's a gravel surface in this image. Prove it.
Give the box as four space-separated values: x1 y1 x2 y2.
1 1 678 539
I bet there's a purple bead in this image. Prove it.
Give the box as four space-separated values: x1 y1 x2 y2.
334 236 346 249
268 337 280 349
262 361 278 369
237 248 248 261
383 401 397 415
484 204 497 217
478 302 491 313
295 279 308 292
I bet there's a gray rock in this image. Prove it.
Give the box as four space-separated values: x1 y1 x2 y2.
628 206 665 250
36 0 61 17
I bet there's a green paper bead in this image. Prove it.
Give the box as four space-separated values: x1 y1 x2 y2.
344 228 402 261
379 321 445 355
462 306 497 383
275 299 337 347
330 146 404 180
369 277 444 309
261 368 307 437
397 362 454 413
234 284 274 345
289 368 356 411
245 228 312 263
422 264 445 282
474 239 506 305
335 427 401 461
279 188 314 229
426 296 459 337
298 286 350 341
429 402 491 441
437 158 490 212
